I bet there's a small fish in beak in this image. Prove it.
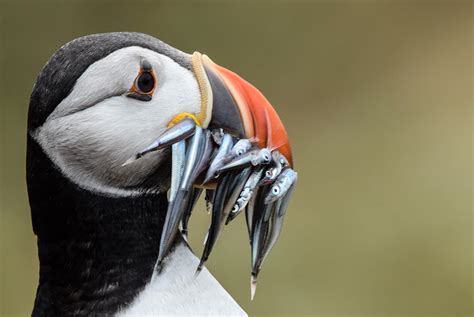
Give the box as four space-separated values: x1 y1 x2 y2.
226 167 264 224
217 147 272 174
123 117 197 166
170 140 186 202
125 50 297 299
202 133 234 184
249 188 275 293
259 151 288 185
157 127 211 269
231 139 253 157
264 168 298 204
250 182 296 299
202 137 253 184
197 166 252 274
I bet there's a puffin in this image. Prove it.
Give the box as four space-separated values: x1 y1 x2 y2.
27 32 297 316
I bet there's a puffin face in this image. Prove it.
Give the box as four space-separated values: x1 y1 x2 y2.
31 34 292 196
33 46 201 195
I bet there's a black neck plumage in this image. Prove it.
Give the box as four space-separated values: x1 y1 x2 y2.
27 136 170 316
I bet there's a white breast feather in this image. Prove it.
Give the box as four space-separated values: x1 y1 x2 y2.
116 242 248 317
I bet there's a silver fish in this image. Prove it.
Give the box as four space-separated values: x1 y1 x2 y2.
123 117 196 165
259 151 285 185
252 148 272 166
197 172 234 273
250 191 276 298
231 139 252 156
258 187 293 268
245 186 260 240
227 167 264 223
169 140 186 202
251 183 295 298
198 167 252 273
181 131 214 236
264 168 297 204
192 130 215 180
277 183 295 217
202 133 234 184
157 127 205 268
218 148 272 174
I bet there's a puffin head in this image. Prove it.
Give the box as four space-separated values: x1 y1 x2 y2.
29 32 291 197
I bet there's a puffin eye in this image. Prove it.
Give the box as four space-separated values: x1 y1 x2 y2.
136 72 155 94
127 64 156 101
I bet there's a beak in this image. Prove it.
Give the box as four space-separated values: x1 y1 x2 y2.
192 52 293 166
128 52 293 168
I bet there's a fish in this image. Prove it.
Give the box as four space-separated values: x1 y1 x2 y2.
202 133 234 184
218 148 272 174
157 127 206 268
231 139 252 157
259 151 288 185
169 140 186 202
123 117 196 165
128 125 295 299
249 186 275 298
245 186 261 241
226 167 265 223
250 182 296 299
198 167 252 273
180 131 214 237
264 168 298 204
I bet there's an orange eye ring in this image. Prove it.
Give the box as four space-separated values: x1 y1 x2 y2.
133 69 156 95
129 67 157 98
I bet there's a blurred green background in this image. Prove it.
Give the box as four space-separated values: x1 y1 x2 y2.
0 1 472 316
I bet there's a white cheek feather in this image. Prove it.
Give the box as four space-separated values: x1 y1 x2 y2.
34 46 201 196
116 242 248 317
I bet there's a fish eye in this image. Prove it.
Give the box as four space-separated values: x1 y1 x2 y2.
266 170 273 177
272 186 280 195
136 72 155 93
236 149 244 156
263 154 270 162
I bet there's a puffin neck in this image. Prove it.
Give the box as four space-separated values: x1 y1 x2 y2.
27 136 171 316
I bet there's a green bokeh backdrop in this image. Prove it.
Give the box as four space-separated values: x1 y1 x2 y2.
0 1 472 316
